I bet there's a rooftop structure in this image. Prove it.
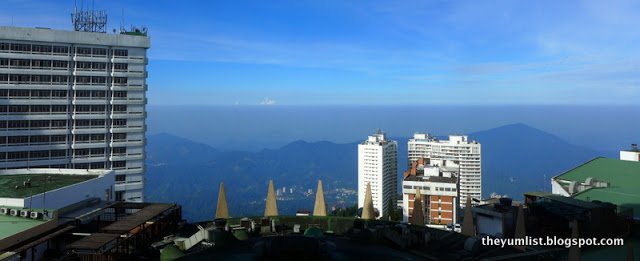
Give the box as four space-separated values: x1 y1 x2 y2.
0 168 114 245
361 182 375 220
471 197 518 238
551 157 640 218
402 158 459 225
215 183 229 219
313 180 326 216
0 168 113 210
620 144 640 162
0 173 96 198
264 180 278 217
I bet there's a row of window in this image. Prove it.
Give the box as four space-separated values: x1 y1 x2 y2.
403 185 457 192
0 59 130 71
0 89 128 98
0 120 67 129
0 119 128 128
0 104 128 114
0 105 67 113
73 147 126 156
0 74 128 85
0 135 66 144
0 89 67 97
0 135 129 146
0 43 69 54
2 161 132 170
0 150 67 160
0 43 129 57
0 58 68 69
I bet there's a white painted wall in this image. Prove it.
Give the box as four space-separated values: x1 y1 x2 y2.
620 151 640 162
551 179 570 196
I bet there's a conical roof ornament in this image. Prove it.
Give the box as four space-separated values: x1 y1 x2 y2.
412 189 425 226
461 196 475 236
264 180 278 217
361 182 375 219
215 182 229 219
313 180 327 216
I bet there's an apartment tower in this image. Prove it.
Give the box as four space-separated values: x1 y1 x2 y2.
408 134 481 207
0 25 149 202
358 129 397 218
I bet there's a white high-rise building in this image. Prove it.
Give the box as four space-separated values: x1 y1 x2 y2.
408 134 481 207
0 26 149 202
358 129 397 218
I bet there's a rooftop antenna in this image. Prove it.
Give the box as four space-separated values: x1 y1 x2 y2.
71 0 107 33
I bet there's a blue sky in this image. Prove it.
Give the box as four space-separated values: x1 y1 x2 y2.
2 0 639 105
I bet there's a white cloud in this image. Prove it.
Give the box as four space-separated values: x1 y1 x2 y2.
259 97 276 105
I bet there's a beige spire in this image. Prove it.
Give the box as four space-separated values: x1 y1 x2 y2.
313 180 327 216
361 182 375 219
514 204 526 251
461 197 475 236
568 220 580 261
264 180 278 217
215 182 229 219
411 189 425 226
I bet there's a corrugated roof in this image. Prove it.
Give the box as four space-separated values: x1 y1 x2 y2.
66 233 120 251
554 157 640 215
101 204 176 233
525 192 603 209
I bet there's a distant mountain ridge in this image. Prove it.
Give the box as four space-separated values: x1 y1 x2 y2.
144 123 609 222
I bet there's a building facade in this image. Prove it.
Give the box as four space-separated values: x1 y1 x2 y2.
0 26 149 202
358 130 397 218
402 158 459 225
408 134 481 207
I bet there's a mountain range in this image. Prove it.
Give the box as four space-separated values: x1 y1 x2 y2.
144 123 614 222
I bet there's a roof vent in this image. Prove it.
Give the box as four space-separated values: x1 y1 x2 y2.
568 181 577 194
585 177 594 186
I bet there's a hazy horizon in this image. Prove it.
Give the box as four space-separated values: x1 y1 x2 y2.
147 104 639 153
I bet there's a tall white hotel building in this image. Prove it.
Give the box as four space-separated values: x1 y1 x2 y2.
0 26 149 202
408 134 481 207
358 130 397 218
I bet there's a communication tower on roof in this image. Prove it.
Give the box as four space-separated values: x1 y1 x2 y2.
71 0 108 33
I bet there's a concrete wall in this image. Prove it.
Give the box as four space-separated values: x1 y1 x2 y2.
551 179 570 196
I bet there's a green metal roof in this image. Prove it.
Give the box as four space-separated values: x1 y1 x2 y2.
555 157 640 216
0 214 46 240
0 174 97 198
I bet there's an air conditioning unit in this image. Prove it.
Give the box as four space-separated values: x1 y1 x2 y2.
30 212 43 219
10 209 19 216
0 208 8 215
20 210 30 218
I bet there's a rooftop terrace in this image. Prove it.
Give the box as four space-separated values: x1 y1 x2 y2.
0 174 97 198
554 157 640 216
0 215 45 240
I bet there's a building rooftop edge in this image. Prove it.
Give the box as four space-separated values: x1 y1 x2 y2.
0 26 150 48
